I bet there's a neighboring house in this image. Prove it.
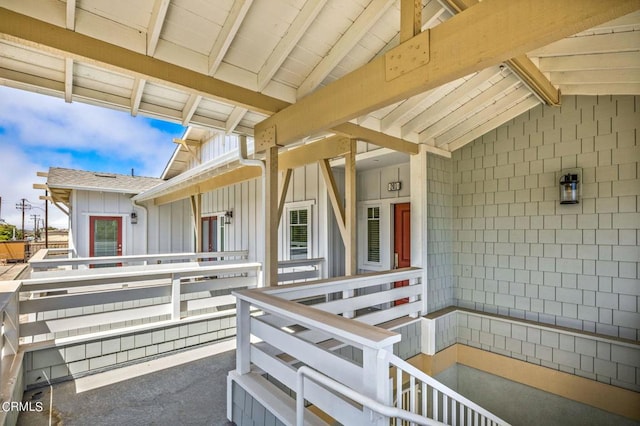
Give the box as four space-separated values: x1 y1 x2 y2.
42 167 185 258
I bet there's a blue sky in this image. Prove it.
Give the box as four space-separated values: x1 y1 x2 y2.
0 85 185 228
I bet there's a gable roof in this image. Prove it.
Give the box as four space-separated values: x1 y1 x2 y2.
47 167 164 194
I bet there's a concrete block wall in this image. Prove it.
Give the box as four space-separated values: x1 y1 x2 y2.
455 311 640 392
23 314 237 387
451 95 640 341
427 154 455 312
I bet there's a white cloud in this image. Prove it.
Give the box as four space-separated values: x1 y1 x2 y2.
0 144 68 229
0 85 185 230
0 86 181 177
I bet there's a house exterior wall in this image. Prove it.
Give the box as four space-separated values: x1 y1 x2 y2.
451 95 640 341
70 189 147 257
146 199 193 254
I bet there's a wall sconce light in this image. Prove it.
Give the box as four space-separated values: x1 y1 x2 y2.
224 210 233 225
130 211 138 224
559 169 581 204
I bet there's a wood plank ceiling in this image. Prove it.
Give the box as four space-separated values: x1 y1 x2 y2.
0 1 638 164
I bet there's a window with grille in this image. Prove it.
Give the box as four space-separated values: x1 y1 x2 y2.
367 206 380 263
289 208 309 259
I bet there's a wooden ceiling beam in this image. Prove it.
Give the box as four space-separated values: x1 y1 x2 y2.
147 0 170 56
64 57 73 103
400 0 422 43
65 0 76 30
255 0 637 150
0 7 289 116
182 93 202 126
333 122 419 155
296 0 395 98
257 0 327 90
278 136 352 171
208 0 254 76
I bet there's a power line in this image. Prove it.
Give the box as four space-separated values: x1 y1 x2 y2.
15 198 32 240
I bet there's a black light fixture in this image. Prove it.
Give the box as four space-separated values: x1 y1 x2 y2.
224 210 233 225
559 169 581 204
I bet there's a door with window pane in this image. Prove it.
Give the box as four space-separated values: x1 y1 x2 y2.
201 216 218 252
289 209 308 259
89 216 122 267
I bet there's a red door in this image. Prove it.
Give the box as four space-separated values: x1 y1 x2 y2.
89 216 122 267
394 203 411 305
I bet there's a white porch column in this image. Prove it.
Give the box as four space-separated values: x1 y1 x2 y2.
410 144 429 314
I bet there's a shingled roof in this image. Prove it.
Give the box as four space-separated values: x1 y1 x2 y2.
47 167 164 194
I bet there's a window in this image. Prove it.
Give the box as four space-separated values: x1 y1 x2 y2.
367 207 381 263
288 208 309 259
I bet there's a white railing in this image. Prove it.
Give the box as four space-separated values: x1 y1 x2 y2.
230 268 508 426
277 257 324 284
230 269 422 425
296 366 444 426
20 260 261 345
388 353 510 426
0 280 22 426
29 250 249 276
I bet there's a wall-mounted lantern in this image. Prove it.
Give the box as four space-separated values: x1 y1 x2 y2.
559 170 580 204
130 211 138 224
224 210 233 225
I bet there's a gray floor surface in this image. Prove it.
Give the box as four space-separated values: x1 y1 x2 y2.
16 349 639 426
17 347 236 426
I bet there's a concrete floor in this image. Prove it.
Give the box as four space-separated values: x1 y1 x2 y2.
18 340 236 426
435 364 640 426
16 340 639 426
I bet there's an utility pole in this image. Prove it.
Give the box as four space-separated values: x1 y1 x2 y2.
16 198 31 240
45 190 49 248
30 214 40 240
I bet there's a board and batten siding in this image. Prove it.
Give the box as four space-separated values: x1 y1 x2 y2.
72 189 193 257
200 162 345 278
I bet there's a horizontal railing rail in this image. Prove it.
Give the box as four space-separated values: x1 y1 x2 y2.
29 250 249 275
20 261 261 345
277 257 324 283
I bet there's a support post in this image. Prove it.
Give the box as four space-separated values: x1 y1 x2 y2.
345 139 357 275
362 346 391 426
171 273 181 320
190 194 202 252
410 145 429 314
343 139 357 318
400 0 421 43
236 298 251 374
265 145 279 286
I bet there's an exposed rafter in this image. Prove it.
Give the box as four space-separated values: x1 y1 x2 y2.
130 77 146 116
208 0 254 76
64 57 73 103
257 0 327 90
65 0 76 31
147 0 171 57
225 106 248 134
441 0 560 106
182 93 202 126
0 7 290 116
419 74 521 143
255 0 639 150
296 0 395 99
333 122 419 155
400 0 422 43
401 67 502 137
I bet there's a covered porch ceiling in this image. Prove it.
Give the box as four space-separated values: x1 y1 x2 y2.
0 1 638 165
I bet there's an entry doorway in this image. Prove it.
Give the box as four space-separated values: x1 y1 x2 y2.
89 216 122 267
393 203 410 305
201 216 219 253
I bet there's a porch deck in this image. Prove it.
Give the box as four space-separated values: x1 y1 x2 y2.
17 340 236 426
